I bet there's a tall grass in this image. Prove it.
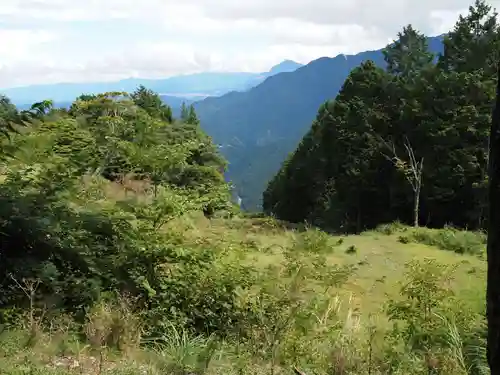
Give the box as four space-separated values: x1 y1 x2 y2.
375 222 486 255
0 222 488 375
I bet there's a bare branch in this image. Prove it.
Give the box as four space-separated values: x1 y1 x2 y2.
375 134 424 227
374 133 399 164
9 274 40 299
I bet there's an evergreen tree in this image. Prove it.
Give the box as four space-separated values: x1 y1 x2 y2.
265 3 499 232
180 102 201 125
383 24 434 78
131 85 173 123
187 105 200 125
0 95 20 141
439 0 500 78
180 102 189 121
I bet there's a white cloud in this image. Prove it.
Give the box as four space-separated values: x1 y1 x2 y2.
0 29 56 61
0 0 498 88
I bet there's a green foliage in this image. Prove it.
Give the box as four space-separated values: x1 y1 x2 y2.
0 171 238 334
408 227 486 255
291 227 334 254
398 235 411 244
0 252 486 375
345 245 358 255
382 259 487 374
0 87 235 337
0 95 32 159
153 324 219 375
439 0 500 78
375 221 407 235
0 9 491 373
180 102 200 125
376 222 486 255
0 95 23 138
264 0 497 233
383 24 435 77
131 85 173 123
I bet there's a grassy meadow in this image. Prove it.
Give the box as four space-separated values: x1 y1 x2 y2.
0 177 488 375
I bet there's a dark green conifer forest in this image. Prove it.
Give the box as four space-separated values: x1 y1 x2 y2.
264 0 500 233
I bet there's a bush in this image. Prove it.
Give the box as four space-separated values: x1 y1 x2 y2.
345 245 358 254
383 259 487 374
398 235 410 244
0 164 254 338
409 226 486 255
84 295 142 352
293 227 333 253
375 221 407 235
374 222 485 255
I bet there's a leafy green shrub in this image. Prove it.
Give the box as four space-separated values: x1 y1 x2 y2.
233 247 355 373
0 163 261 339
84 295 142 352
142 248 259 337
0 165 120 313
345 245 358 254
293 227 332 253
374 221 407 235
374 222 486 255
409 226 486 255
0 89 245 340
398 235 410 244
383 259 487 374
153 324 218 375
461 320 489 375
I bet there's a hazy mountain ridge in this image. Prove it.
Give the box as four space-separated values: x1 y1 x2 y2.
2 60 303 106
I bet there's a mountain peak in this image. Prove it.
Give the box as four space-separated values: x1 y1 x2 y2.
267 60 303 75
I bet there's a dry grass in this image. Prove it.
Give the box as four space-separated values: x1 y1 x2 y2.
80 173 154 203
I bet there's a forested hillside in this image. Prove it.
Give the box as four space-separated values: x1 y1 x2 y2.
194 36 443 210
264 0 499 233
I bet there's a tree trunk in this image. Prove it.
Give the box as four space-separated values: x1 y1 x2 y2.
487 61 500 374
414 186 420 227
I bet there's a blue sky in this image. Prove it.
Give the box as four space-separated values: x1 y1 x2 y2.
0 0 495 88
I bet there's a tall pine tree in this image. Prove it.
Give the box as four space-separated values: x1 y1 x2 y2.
383 24 434 78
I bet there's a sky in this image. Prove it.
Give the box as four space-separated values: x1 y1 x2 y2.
0 0 498 88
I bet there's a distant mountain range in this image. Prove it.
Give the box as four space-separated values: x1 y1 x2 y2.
1 60 303 107
193 36 445 210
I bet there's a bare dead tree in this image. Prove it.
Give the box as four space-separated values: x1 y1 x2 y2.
9 274 43 344
378 135 424 227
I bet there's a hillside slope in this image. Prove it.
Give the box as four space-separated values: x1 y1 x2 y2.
195 36 444 210
1 212 487 374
